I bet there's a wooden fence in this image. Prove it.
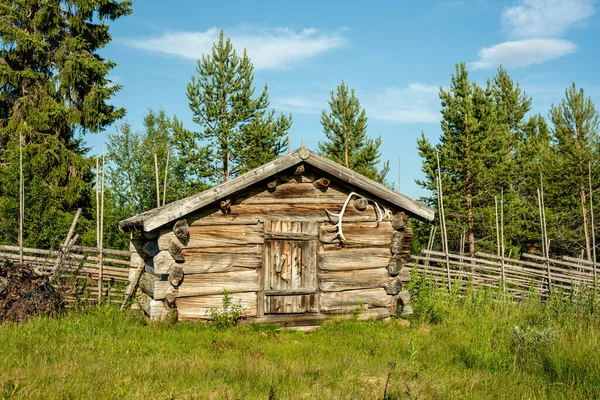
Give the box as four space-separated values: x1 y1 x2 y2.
411 249 598 299
0 244 130 305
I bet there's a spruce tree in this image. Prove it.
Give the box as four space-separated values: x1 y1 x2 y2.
547 83 599 258
319 81 389 183
0 1 131 247
417 63 510 254
186 31 291 183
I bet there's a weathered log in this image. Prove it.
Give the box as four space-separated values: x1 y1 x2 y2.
319 268 389 292
176 292 258 320
353 197 368 211
137 292 170 321
387 255 403 276
139 272 160 296
143 240 160 258
384 278 402 295
267 179 278 192
313 177 330 189
398 290 410 305
249 308 391 326
153 251 175 274
391 212 408 231
188 203 379 225
219 199 231 214
168 265 184 287
153 270 259 299
168 241 185 262
390 232 404 254
159 224 264 249
181 253 262 275
320 288 391 313
173 219 190 243
319 247 391 271
320 221 395 246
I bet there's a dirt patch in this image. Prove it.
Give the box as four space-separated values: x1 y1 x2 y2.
0 260 62 323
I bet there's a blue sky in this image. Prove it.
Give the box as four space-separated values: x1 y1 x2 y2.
94 0 600 200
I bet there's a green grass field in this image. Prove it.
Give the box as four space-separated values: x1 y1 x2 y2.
1 275 599 399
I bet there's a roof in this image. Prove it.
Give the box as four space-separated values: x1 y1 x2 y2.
119 147 435 232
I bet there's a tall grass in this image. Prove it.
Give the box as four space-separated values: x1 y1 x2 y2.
0 271 599 399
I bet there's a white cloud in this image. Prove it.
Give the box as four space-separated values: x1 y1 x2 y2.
470 38 577 70
502 0 595 38
366 83 440 124
274 95 323 115
125 27 345 70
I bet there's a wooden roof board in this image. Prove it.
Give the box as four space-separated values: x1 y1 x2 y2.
119 148 434 232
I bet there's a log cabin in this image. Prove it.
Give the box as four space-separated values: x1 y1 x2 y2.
119 147 434 325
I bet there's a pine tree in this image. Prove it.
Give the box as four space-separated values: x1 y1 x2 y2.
319 81 389 183
547 83 599 258
106 109 204 217
417 63 510 254
490 66 534 255
186 31 291 184
0 1 131 247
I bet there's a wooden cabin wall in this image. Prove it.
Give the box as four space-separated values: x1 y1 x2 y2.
128 166 413 323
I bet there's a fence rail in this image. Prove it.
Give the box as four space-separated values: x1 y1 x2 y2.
0 244 129 305
412 249 598 299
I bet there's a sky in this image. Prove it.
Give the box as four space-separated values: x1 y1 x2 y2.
94 0 600 200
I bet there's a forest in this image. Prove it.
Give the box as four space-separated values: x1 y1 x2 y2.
1 0 599 264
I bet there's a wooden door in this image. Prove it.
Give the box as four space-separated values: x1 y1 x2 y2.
263 221 318 314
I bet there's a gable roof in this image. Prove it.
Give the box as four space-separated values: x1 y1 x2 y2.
119 148 435 232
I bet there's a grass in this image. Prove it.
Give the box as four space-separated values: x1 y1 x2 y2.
1 273 599 399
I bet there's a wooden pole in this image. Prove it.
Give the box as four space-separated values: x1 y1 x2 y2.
589 162 597 281
538 188 551 292
436 152 451 290
397 155 401 193
19 130 23 265
95 157 100 277
500 191 506 293
162 149 170 206
98 153 105 304
154 153 160 208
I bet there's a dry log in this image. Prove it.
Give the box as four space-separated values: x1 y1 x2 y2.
320 288 391 313
267 179 278 191
385 278 402 295
313 177 330 189
137 292 170 321
130 239 145 255
353 197 368 211
318 268 389 292
168 265 184 287
387 255 403 276
187 203 379 225
159 224 264 249
219 199 231 214
398 290 410 305
176 292 258 320
143 240 160 258
181 250 265 275
173 219 190 242
320 221 395 246
319 247 391 271
139 272 160 296
249 308 391 326
153 270 259 299
390 232 404 254
153 251 175 274
168 241 185 262
391 212 408 231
